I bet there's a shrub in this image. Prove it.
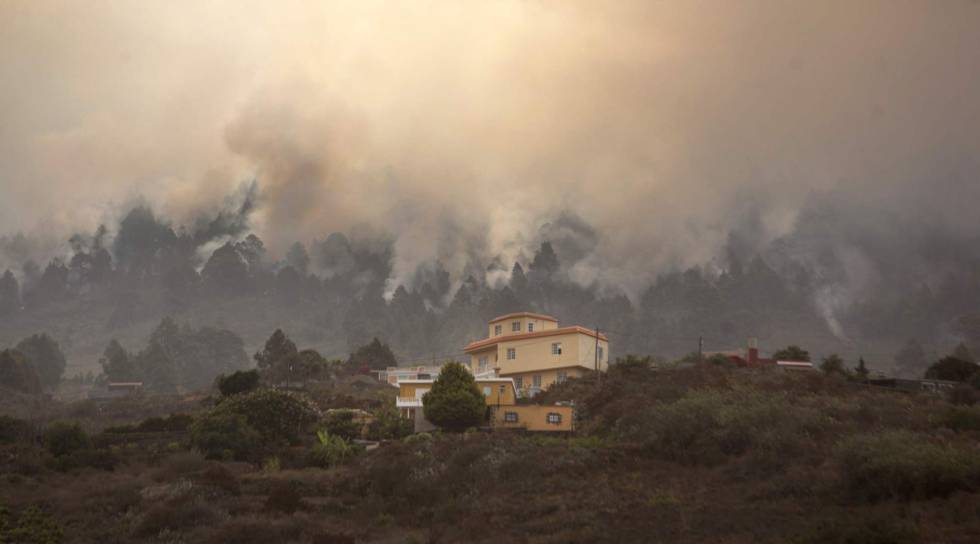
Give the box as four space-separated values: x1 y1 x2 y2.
422 361 485 432
43 422 91 457
189 411 262 461
0 415 28 444
403 432 432 444
195 464 241 496
209 389 320 446
265 480 302 514
50 448 119 472
321 410 363 441
367 404 413 441
217 369 260 397
0 505 64 543
308 431 356 468
942 405 980 432
924 356 980 382
835 430 980 500
135 413 194 433
802 513 918 544
134 496 220 537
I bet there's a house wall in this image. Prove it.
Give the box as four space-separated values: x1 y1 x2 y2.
496 332 609 375
492 405 575 432
469 346 499 374
500 366 588 393
488 315 558 338
400 380 516 407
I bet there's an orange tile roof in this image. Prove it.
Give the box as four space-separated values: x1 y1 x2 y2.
488 311 558 324
464 326 608 352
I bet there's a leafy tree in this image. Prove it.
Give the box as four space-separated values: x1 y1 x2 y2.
113 205 177 278
15 333 67 388
190 411 262 461
43 422 91 457
0 269 20 315
894 339 927 378
772 345 810 362
952 342 975 363
321 409 363 441
99 339 138 382
509 262 528 292
254 329 298 374
217 369 260 397
285 242 310 274
820 354 846 375
0 505 64 543
855 357 869 380
143 318 248 390
0 349 41 394
924 356 980 383
209 389 319 446
134 341 177 394
423 361 486 432
530 241 560 278
345 337 397 373
202 242 249 294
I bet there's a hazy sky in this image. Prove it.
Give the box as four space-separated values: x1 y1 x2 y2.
2 1 979 293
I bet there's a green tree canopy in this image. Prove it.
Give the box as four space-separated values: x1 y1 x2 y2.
0 349 41 394
99 339 138 382
346 337 397 373
924 356 980 382
210 389 319 446
423 361 486 432
772 345 810 362
0 269 20 315
819 354 846 375
217 369 260 397
254 329 298 373
15 333 66 388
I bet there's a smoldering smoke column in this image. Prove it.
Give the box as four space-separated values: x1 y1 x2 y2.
1 1 979 301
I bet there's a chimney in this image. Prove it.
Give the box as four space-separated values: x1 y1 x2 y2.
747 337 759 366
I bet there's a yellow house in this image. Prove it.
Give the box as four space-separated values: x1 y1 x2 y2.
464 312 609 397
395 376 574 432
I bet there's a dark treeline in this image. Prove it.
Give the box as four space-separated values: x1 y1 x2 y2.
1 192 979 382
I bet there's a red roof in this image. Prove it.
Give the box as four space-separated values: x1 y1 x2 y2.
464 326 608 352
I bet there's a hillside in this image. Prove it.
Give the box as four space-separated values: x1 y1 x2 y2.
2 363 979 543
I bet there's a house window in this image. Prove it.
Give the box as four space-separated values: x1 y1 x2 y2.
557 371 567 384
552 342 562 355
512 321 521 332
478 357 489 373
514 376 523 389
547 412 562 424
504 412 519 423
494 324 502 336
528 323 534 332
483 386 491 396
598 346 604 361
507 348 516 360
533 374 542 388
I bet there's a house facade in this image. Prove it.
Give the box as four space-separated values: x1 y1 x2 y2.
463 312 609 397
394 377 575 432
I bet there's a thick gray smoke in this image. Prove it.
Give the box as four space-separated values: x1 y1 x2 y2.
2 1 979 311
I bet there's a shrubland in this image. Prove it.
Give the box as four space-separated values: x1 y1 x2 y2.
1 361 979 543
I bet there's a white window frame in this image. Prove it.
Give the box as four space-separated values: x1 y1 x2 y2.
547 412 562 424
478 356 488 373
504 411 519 423
514 376 523 389
557 371 567 384
507 348 516 360
552 342 562 355
494 324 502 336
483 386 491 396
512 321 521 332
527 323 534 332
533 374 542 388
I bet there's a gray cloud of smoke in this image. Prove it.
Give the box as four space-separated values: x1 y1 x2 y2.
1 1 979 298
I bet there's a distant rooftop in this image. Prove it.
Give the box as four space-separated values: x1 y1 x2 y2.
488 312 558 324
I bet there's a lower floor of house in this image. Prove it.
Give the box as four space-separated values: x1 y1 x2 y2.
500 366 589 397
398 404 575 433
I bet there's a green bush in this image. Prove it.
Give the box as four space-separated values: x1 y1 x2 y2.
367 404 413 441
49 448 119 472
217 369 260 397
189 412 262 461
835 430 980 500
42 422 91 457
422 361 485 432
941 405 980 432
0 415 28 444
308 430 356 468
135 413 194 433
209 389 319 446
321 410 363 441
0 505 64 544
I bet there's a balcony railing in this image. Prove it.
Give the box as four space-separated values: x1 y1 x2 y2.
396 397 423 408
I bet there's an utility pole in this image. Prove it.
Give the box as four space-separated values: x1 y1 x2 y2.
698 336 704 364
594 327 601 390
